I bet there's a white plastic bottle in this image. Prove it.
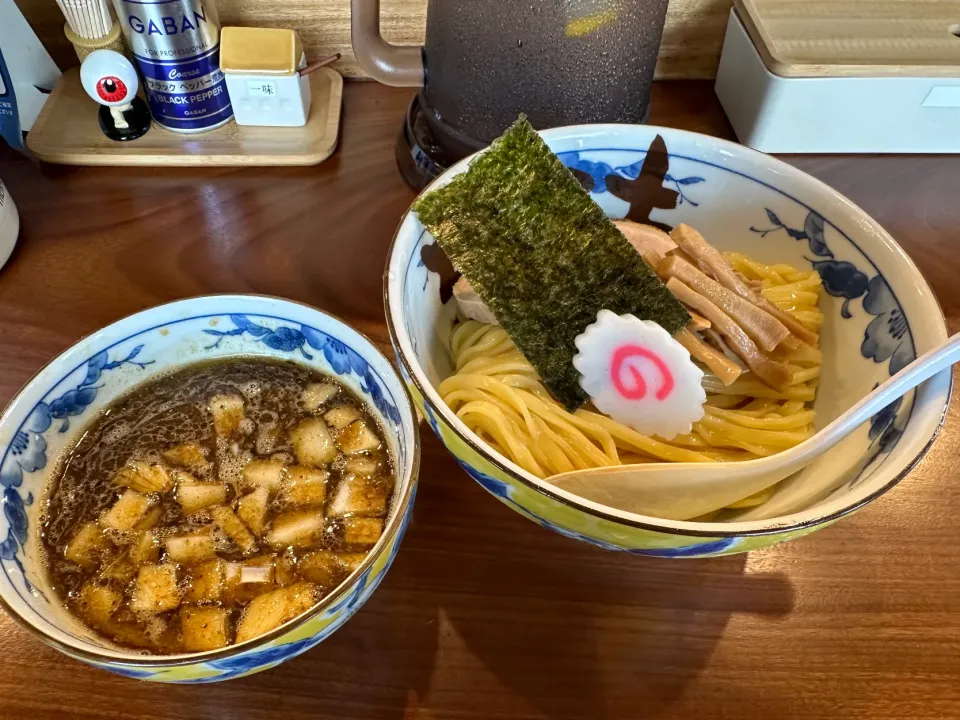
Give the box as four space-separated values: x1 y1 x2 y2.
0 178 18 271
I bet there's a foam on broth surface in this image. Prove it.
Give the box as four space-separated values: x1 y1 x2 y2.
41 358 394 655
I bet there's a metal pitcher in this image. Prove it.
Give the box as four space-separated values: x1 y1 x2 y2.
352 0 670 156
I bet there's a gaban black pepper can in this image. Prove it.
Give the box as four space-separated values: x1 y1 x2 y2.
112 0 233 133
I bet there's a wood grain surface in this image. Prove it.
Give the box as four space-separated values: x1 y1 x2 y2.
1 81 960 719
14 0 734 81
736 0 960 77
26 68 343 166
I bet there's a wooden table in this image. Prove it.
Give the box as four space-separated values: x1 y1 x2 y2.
1 82 959 720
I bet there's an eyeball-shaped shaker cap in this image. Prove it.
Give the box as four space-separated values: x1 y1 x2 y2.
80 49 139 107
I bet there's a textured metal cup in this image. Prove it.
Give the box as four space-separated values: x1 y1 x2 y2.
421 0 670 146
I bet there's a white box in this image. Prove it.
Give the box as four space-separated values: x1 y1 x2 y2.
715 10 960 153
225 69 311 127
220 27 313 128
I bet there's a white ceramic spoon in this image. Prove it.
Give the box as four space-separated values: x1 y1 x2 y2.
549 332 960 522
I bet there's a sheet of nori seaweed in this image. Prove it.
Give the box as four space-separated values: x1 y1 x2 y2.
413 117 690 410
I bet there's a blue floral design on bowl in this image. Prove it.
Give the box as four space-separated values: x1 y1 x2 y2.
204 315 403 425
386 124 950 556
0 295 420 682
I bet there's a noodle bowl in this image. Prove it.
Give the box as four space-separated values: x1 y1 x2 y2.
386 122 949 555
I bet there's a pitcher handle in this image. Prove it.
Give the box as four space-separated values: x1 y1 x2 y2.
351 0 424 87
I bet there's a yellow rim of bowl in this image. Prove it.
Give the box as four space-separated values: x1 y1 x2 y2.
382 144 952 540
0 294 421 667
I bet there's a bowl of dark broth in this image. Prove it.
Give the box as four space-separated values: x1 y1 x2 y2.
0 296 420 682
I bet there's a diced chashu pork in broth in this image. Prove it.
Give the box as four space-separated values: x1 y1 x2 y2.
236 487 270 536
243 458 286 494
278 466 328 507
165 528 217 564
329 474 389 519
99 554 138 584
49 361 393 655
177 473 227 515
266 509 325 549
290 417 338 465
244 387 391 606
130 563 182 614
211 505 258 554
65 521 112 569
181 606 231 652
209 393 246 438
129 530 160 565
161 442 209 473
300 382 339 412
112 463 174 494
342 517 384 548
235 582 319 643
99 490 160 533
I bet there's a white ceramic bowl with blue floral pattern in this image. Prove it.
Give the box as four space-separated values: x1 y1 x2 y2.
385 124 950 558
0 295 420 682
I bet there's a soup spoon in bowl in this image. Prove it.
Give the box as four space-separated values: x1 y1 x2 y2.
548 332 960 521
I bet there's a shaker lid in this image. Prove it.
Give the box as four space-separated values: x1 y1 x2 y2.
220 27 305 75
736 0 960 78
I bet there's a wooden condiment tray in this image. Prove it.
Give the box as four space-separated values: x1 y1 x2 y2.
27 67 342 166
